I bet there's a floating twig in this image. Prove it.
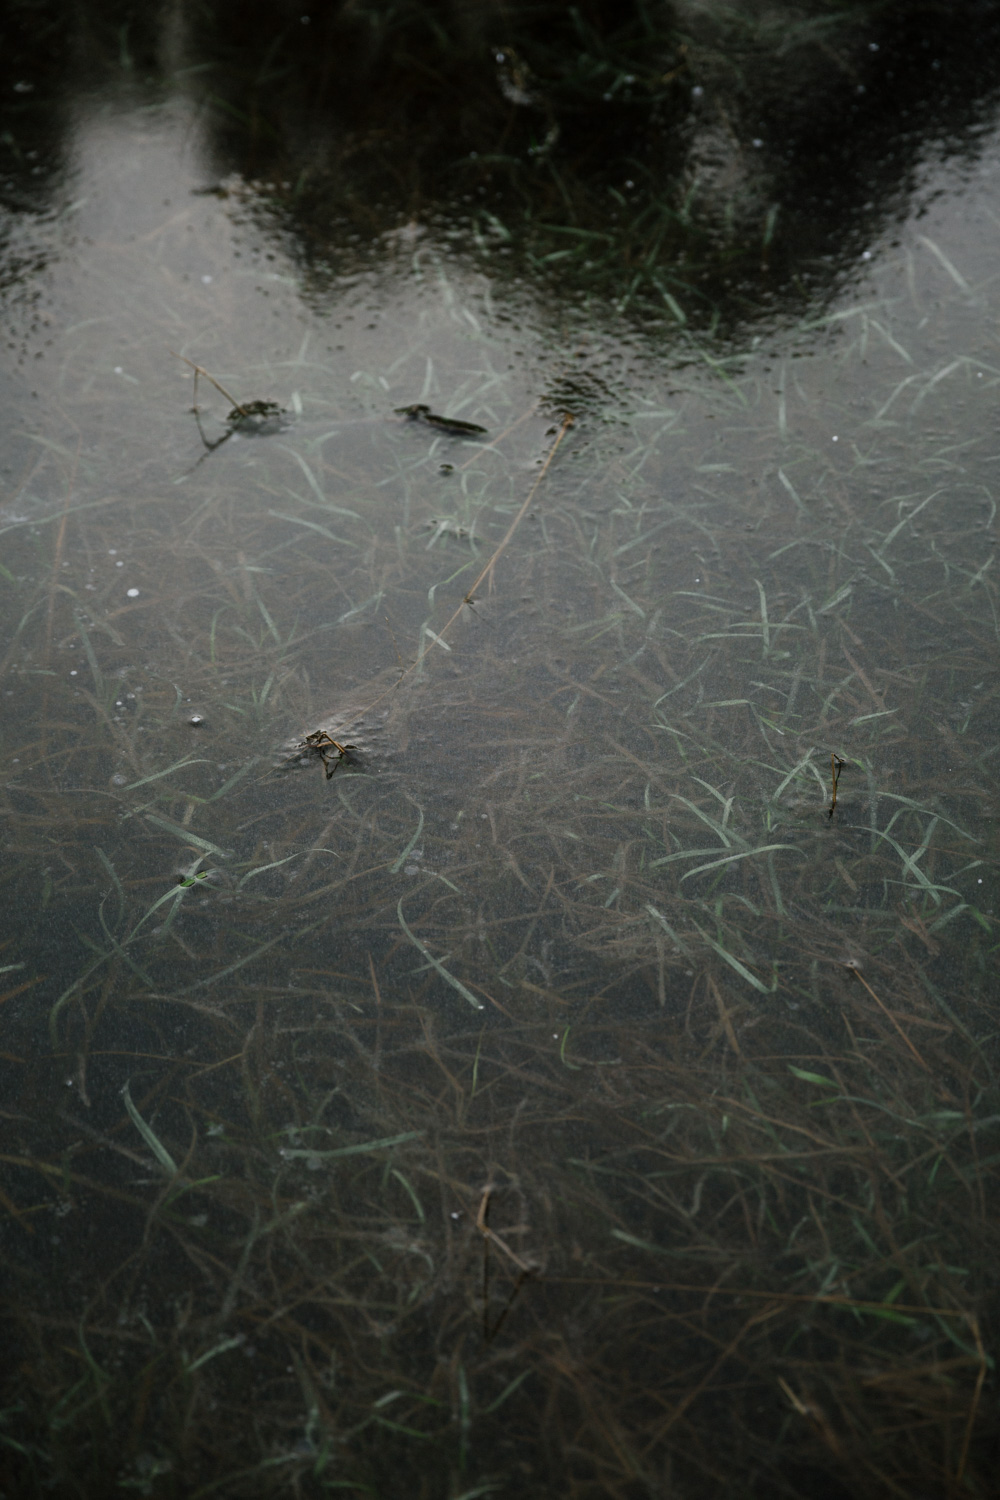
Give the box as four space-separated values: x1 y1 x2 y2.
461 412 575 606
267 410 575 787
341 411 576 731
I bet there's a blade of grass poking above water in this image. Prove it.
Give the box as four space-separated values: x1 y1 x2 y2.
397 901 484 1010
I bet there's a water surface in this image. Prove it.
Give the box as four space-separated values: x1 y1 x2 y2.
1 7 998 1498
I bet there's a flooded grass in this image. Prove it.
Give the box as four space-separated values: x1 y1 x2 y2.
2 975 996 1495
2 4 1000 1496
3 262 998 1492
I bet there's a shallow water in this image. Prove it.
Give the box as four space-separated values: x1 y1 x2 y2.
2 6 999 1498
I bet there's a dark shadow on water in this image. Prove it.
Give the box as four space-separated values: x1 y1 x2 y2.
4 1 1000 322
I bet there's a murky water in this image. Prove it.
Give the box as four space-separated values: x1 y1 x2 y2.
2 5 998 1498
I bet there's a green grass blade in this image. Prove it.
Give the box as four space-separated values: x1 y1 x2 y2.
679 844 804 882
391 803 425 874
122 758 210 791
143 813 230 857
122 1080 178 1175
280 1130 423 1161
397 901 484 1010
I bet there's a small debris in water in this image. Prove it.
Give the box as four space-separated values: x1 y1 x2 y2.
394 403 488 437
286 729 358 780
226 399 291 435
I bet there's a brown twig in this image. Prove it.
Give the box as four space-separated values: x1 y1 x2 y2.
42 424 82 739
168 349 249 416
462 412 575 605
476 1185 534 1274
845 962 931 1072
356 412 575 724
455 403 537 471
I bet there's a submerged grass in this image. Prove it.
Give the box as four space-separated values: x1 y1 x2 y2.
0 157 999 1498
2 968 996 1497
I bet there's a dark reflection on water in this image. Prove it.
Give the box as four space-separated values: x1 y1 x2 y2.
1 4 999 1498
5 1 1000 319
